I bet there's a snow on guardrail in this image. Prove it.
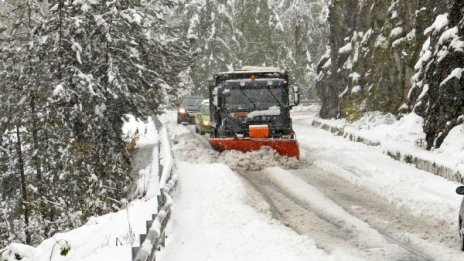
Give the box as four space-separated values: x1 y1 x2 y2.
132 116 177 261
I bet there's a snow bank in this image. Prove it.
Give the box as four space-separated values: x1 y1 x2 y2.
438 125 464 170
1 197 158 261
349 112 424 145
1 244 36 261
125 116 161 199
314 111 425 149
122 115 159 147
159 124 175 188
311 112 464 182
2 116 164 261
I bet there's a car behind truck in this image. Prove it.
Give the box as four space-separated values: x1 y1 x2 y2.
177 96 204 124
207 66 300 159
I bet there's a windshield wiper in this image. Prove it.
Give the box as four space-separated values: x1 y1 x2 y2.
239 88 257 110
267 87 284 108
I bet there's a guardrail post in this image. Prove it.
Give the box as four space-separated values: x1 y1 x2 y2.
157 195 162 212
146 220 153 232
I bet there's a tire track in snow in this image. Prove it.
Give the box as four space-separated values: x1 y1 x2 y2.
269 167 434 261
291 115 462 260
237 170 360 259
238 168 433 260
291 164 462 261
168 114 438 260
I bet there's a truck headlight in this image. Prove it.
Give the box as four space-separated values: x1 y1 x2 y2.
178 108 187 114
203 120 211 126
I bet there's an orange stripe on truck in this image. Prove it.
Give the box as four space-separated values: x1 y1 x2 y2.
249 125 269 138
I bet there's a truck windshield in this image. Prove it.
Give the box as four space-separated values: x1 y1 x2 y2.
225 88 284 111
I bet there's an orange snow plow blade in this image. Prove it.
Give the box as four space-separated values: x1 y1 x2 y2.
209 138 300 159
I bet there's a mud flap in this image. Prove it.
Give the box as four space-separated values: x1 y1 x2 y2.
208 138 300 159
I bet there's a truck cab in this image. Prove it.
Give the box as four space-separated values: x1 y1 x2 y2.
207 66 300 158
209 67 298 139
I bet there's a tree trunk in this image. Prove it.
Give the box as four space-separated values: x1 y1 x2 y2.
16 125 31 244
30 91 48 237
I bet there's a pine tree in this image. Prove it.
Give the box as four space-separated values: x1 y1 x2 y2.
0 0 191 246
179 0 328 99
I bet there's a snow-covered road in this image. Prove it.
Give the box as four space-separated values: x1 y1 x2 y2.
159 109 464 260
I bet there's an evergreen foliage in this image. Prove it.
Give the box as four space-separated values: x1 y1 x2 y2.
179 0 329 100
0 0 191 246
317 0 463 149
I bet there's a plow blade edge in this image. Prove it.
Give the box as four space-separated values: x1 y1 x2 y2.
208 138 300 159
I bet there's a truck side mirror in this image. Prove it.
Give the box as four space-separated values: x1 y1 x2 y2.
212 87 220 108
292 86 300 106
214 95 219 108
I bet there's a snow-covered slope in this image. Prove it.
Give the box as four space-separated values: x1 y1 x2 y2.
1 117 163 261
312 111 464 181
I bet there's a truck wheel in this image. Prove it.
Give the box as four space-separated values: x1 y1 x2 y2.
195 126 199 133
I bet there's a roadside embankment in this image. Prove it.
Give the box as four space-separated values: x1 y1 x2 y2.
311 113 464 183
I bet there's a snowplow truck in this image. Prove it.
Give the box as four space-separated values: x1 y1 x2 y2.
208 66 300 159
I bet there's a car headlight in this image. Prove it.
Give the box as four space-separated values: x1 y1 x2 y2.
203 120 211 126
178 108 187 114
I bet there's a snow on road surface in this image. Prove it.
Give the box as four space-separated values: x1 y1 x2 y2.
266 167 398 250
159 111 347 260
162 108 464 261
159 162 340 261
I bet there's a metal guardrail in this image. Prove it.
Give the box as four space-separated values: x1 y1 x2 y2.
131 116 177 261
